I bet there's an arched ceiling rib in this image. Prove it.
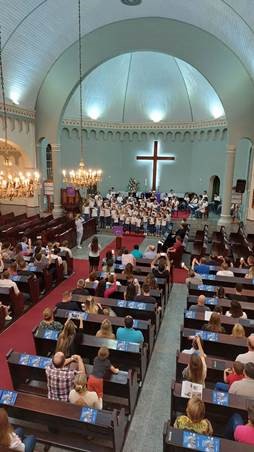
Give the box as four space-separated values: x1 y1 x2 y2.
0 0 254 110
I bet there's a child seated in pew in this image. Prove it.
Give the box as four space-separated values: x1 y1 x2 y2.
215 361 244 393
0 408 36 452
85 271 99 288
39 307 63 331
182 336 207 387
69 373 102 409
174 396 213 435
231 323 246 338
87 347 119 406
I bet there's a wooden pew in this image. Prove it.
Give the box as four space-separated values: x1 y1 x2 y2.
55 308 155 358
180 327 247 360
100 272 169 298
207 264 248 277
175 351 233 386
0 390 127 452
6 349 139 416
183 310 254 336
200 273 254 290
0 305 5 331
33 327 148 382
0 287 24 318
171 381 249 436
10 274 40 304
71 294 161 333
187 295 254 319
188 284 254 301
163 423 253 452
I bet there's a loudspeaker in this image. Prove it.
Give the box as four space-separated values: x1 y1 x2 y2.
236 179 246 194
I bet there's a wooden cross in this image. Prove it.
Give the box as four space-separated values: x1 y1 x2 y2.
136 140 175 191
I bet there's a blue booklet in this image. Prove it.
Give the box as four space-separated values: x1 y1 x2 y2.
28 356 41 367
38 357 52 368
43 329 59 340
183 431 220 452
212 391 229 406
11 275 22 282
80 407 97 424
127 302 137 309
136 302 146 310
195 331 218 342
18 354 30 365
116 341 128 351
68 311 88 321
185 310 196 319
133 319 139 328
198 285 214 291
206 298 218 306
117 300 127 308
0 390 17 406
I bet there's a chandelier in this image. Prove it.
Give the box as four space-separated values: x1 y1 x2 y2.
0 26 40 200
62 0 102 189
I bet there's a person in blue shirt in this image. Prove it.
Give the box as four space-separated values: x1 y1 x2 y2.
116 315 144 344
192 257 210 275
131 244 143 259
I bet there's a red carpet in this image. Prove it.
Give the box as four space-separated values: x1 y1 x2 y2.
173 268 187 284
0 235 144 389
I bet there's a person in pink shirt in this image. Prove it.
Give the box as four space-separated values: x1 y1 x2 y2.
225 403 254 445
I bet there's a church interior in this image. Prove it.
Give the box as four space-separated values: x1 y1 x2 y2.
0 1 254 451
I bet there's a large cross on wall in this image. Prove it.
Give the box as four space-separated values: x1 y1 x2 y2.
136 140 175 191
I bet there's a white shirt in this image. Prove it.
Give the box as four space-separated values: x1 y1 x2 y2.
0 278 20 295
236 350 254 364
88 243 101 257
75 218 84 232
216 270 234 277
225 311 247 319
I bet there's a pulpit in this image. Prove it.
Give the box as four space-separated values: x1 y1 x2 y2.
61 188 81 213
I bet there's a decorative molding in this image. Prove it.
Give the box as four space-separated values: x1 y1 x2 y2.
0 103 35 120
51 143 61 152
62 118 228 143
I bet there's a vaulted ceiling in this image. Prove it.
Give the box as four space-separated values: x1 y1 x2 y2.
1 0 254 110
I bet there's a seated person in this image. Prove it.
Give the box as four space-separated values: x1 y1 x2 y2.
135 283 156 303
33 252 50 271
39 307 63 331
216 262 234 277
236 335 254 364
225 300 247 319
131 244 143 259
7 262 18 276
174 396 213 435
124 282 137 301
95 276 118 299
72 278 89 295
87 347 119 406
56 290 80 311
85 271 99 288
121 248 136 267
181 336 204 355
50 247 68 276
143 245 157 260
215 361 244 392
225 403 254 445
0 408 36 452
82 296 101 314
116 315 144 344
69 373 102 409
96 319 115 339
182 336 207 386
245 265 254 280
144 273 158 290
55 317 83 358
232 323 246 338
59 240 73 258
191 257 210 275
151 254 170 279
201 312 226 334
106 273 121 288
102 250 114 273
189 294 211 312
0 270 20 295
229 362 254 396
185 268 203 287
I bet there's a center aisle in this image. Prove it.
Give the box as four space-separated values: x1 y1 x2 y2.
0 234 144 388
123 284 187 452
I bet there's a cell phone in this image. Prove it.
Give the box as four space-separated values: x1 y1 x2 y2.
181 262 185 268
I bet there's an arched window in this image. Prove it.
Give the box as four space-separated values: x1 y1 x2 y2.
46 144 53 180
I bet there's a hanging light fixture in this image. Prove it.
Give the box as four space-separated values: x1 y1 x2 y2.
62 0 102 189
0 26 40 200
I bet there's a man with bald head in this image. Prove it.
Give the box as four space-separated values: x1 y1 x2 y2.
189 294 211 312
45 352 85 401
236 335 254 364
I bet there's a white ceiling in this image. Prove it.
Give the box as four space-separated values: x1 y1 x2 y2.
1 0 254 109
63 51 225 123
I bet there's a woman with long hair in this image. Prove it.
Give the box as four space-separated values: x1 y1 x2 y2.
124 283 137 301
0 408 36 451
55 318 83 357
82 296 100 314
245 266 254 280
202 312 226 333
102 250 114 273
226 300 247 319
69 373 102 409
95 274 118 299
231 323 246 338
88 236 101 272
182 336 207 386
96 319 115 339
39 307 63 331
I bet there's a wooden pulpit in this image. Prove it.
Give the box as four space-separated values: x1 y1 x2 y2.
61 188 81 212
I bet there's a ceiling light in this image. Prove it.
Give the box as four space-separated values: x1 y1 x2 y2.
121 0 142 6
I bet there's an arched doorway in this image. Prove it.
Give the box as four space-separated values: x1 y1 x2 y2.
208 175 220 200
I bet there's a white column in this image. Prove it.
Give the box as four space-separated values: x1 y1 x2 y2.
247 145 254 221
51 143 63 218
218 144 236 225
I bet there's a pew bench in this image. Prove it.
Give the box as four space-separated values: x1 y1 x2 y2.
183 310 254 336
6 349 139 416
187 295 254 319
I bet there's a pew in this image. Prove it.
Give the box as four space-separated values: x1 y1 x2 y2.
163 423 253 452
101 272 169 298
33 327 148 382
6 349 139 416
71 294 161 333
171 381 249 436
0 390 127 452
207 265 248 277
200 273 254 290
183 310 254 336
0 287 24 318
180 327 247 360
10 274 40 304
54 308 155 358
187 295 254 319
188 284 254 301
0 305 5 331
